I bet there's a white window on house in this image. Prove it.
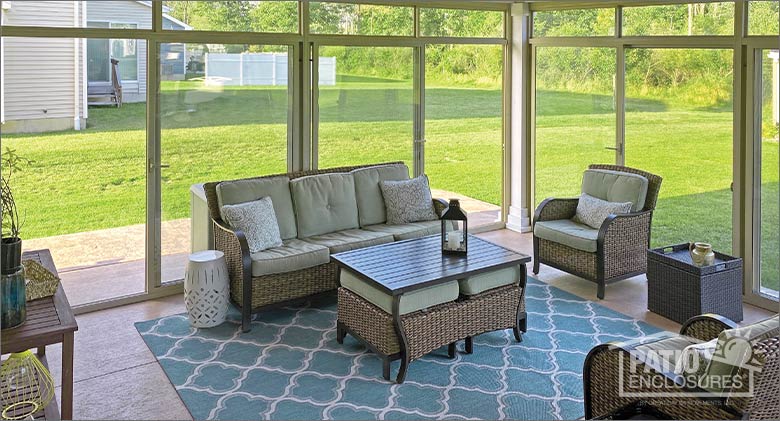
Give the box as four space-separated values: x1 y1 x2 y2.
86 21 138 83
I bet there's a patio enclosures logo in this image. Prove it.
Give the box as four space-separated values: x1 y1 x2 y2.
615 332 762 398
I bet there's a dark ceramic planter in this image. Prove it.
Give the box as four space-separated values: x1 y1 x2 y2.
1 237 22 275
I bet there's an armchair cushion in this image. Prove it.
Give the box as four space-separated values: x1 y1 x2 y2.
351 163 410 227
534 219 599 252
216 175 297 240
291 173 360 238
705 315 779 394
582 169 649 212
250 239 330 277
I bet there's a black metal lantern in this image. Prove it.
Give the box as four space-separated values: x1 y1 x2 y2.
441 199 467 256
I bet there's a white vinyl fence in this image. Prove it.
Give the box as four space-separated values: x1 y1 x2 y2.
205 53 336 86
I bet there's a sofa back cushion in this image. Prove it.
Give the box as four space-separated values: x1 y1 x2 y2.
216 176 297 240
291 173 359 238
351 163 410 227
581 169 649 212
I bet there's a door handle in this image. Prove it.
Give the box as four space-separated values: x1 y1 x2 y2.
604 146 622 152
148 161 171 171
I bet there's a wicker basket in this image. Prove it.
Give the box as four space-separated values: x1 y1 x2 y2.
647 243 743 324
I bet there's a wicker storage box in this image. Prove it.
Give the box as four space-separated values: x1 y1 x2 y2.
647 243 743 324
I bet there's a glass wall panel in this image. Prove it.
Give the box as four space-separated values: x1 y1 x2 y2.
316 46 413 170
0 1 151 28
623 2 734 36
534 47 616 206
309 3 413 36
420 8 503 38
532 9 615 37
625 48 733 252
426 44 503 228
748 1 780 35
160 43 290 284
163 1 298 32
758 49 780 298
1 37 146 306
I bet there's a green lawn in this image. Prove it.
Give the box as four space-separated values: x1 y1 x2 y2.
4 76 778 292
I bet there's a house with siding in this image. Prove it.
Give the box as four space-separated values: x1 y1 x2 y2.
0 1 190 133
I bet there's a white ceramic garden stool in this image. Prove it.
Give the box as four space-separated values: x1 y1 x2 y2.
184 250 230 328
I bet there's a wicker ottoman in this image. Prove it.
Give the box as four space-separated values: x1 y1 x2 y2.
647 243 743 324
337 282 523 382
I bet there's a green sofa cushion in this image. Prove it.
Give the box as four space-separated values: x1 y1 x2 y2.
363 220 452 241
340 270 459 315
458 265 521 295
534 219 599 253
250 239 329 277
216 176 297 240
301 229 393 254
351 164 410 227
582 169 649 212
290 173 360 238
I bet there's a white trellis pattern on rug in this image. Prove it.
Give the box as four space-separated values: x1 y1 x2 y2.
136 278 664 420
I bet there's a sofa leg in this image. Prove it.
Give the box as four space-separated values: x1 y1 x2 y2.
597 282 605 300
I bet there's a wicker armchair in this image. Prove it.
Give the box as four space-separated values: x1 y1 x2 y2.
583 314 780 420
532 164 662 299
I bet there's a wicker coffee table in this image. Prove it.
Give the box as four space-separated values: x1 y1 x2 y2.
332 235 530 383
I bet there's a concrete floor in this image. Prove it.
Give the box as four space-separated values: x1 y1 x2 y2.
37 229 774 420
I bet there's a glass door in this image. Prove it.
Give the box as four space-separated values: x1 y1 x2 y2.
624 48 734 253
315 45 414 172
158 43 292 285
754 48 780 300
533 46 617 205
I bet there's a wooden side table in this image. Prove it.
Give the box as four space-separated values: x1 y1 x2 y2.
1 249 78 420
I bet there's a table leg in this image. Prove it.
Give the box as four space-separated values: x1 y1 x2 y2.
514 264 528 343
391 296 409 384
62 331 75 420
336 321 346 344
36 346 46 357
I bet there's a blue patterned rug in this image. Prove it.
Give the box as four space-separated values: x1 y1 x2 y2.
135 278 663 420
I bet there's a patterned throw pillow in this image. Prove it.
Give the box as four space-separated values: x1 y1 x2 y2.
572 193 632 229
221 196 283 253
380 175 438 225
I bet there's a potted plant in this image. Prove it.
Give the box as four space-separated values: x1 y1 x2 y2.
1 148 31 328
1 147 30 274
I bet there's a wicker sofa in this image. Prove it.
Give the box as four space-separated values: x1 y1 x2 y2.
204 162 452 332
533 164 662 299
584 313 780 420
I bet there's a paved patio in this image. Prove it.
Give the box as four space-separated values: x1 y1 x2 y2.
23 189 500 306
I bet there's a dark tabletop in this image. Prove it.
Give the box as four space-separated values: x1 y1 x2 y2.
332 235 531 295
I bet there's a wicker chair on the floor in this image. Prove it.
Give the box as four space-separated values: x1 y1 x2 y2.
583 314 780 420
532 164 662 299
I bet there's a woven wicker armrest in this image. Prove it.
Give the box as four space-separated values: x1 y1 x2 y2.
746 336 780 420
597 211 653 279
679 314 738 342
584 342 740 420
533 198 579 223
212 219 253 331
433 198 448 217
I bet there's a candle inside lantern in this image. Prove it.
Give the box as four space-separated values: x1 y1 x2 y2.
447 230 463 250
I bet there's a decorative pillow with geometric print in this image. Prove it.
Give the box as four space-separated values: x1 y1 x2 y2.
379 175 438 225
221 196 283 253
